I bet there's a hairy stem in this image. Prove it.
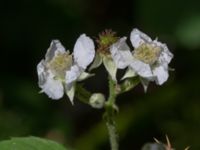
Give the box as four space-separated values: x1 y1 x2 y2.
104 77 118 150
106 118 118 150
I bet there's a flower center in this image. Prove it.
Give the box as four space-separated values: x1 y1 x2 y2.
133 43 161 65
96 29 118 55
48 51 72 78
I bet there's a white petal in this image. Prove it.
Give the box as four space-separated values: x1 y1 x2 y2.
65 65 82 85
103 56 117 81
130 58 153 78
65 83 75 104
153 40 173 64
73 34 95 69
110 37 133 69
121 67 136 80
89 52 103 71
45 40 66 62
40 71 64 100
130 28 152 48
152 65 169 85
37 60 47 87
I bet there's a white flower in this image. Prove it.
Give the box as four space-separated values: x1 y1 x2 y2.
37 34 95 103
89 37 132 81
110 28 173 91
110 37 133 69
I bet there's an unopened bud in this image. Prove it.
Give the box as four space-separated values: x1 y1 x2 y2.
89 93 105 109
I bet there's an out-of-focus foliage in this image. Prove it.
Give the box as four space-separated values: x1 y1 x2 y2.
0 0 200 150
0 137 67 150
176 15 200 49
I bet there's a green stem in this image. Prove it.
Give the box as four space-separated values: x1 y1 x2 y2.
104 76 118 150
75 84 91 104
106 119 118 150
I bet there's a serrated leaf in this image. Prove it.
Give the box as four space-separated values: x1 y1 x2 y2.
0 136 68 150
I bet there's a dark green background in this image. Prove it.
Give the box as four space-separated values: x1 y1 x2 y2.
0 0 200 149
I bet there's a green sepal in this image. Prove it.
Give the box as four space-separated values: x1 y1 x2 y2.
119 77 140 94
121 67 137 80
103 55 117 82
89 52 102 71
66 83 76 104
77 72 95 81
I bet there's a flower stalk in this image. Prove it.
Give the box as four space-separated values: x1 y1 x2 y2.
37 28 174 150
104 76 119 150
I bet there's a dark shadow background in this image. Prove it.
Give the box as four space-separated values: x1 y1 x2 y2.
0 0 200 149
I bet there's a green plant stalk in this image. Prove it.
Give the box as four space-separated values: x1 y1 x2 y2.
104 76 118 150
75 84 92 104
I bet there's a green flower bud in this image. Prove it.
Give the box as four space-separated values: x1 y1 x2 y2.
89 93 105 109
96 29 118 54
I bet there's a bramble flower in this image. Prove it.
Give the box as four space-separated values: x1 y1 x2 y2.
110 28 173 91
89 30 119 81
37 34 95 103
110 37 134 70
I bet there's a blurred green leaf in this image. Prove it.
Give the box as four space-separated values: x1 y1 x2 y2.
0 137 68 150
176 15 200 49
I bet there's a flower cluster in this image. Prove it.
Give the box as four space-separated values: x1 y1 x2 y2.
37 29 173 103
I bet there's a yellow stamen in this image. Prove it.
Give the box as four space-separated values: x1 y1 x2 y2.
134 43 161 65
48 51 72 78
